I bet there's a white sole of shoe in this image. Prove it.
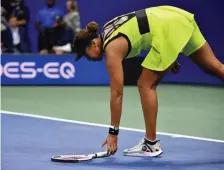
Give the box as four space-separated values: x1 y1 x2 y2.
123 150 163 157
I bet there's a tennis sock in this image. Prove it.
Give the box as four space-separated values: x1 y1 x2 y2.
144 137 158 145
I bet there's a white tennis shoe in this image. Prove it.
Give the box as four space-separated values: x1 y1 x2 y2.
123 138 163 157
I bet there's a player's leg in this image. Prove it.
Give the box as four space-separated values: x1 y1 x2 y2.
190 42 224 81
137 68 167 142
124 45 178 157
124 51 174 157
183 20 224 81
123 67 168 157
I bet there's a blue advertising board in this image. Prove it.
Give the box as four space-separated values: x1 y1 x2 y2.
1 55 223 86
1 55 109 85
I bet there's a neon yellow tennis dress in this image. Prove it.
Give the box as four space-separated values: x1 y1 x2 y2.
101 6 206 71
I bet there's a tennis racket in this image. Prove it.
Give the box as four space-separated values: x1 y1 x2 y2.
51 151 109 163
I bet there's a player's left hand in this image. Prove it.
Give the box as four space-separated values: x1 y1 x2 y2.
101 134 118 156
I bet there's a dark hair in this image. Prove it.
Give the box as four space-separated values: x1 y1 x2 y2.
73 21 99 60
75 21 99 41
86 22 99 33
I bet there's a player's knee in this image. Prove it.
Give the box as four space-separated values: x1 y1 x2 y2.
137 79 156 91
138 79 146 91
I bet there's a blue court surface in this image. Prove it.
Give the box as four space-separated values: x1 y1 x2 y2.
2 112 224 170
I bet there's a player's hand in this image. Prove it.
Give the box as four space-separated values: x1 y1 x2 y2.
101 134 118 156
171 61 181 74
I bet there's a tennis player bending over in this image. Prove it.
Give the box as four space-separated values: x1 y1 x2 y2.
73 6 224 157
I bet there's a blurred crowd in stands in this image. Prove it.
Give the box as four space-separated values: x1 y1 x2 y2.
1 0 81 54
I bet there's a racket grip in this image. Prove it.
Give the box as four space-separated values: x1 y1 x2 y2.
94 151 108 158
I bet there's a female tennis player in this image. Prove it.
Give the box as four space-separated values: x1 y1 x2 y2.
73 6 224 157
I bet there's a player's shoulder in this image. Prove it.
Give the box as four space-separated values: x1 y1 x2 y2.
105 36 129 57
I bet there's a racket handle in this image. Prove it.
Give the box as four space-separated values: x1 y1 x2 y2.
94 151 108 158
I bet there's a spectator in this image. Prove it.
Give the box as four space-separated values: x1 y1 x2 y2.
1 7 14 53
35 0 64 54
10 0 30 29
63 0 81 34
8 15 30 53
10 0 31 52
52 16 74 54
2 0 29 27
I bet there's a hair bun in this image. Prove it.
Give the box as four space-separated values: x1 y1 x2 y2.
86 21 99 33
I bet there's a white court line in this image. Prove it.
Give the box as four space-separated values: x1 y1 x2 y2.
1 110 224 143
